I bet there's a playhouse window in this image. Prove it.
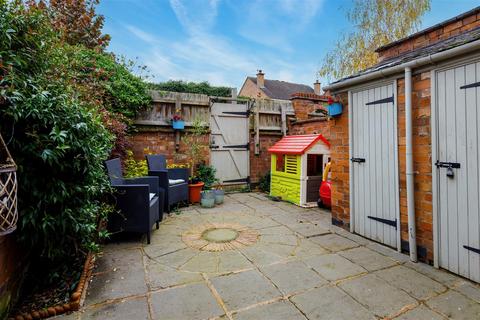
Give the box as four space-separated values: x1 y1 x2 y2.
276 154 285 172
285 155 297 175
307 154 323 176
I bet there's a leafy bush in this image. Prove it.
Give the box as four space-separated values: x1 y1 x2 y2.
258 171 271 193
123 150 148 178
197 164 218 189
0 2 114 284
150 80 232 97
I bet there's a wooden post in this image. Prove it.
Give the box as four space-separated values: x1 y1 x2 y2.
280 103 287 135
175 93 182 151
254 101 260 155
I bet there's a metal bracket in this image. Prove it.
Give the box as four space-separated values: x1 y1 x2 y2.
350 157 366 163
222 111 250 117
367 216 397 228
460 81 480 90
223 143 249 150
464 245 480 254
365 96 394 105
223 177 250 183
435 161 460 169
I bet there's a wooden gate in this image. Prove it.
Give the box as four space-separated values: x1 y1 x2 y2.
350 82 400 249
210 99 251 186
433 60 480 282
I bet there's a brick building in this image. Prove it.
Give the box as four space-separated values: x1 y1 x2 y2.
322 6 480 283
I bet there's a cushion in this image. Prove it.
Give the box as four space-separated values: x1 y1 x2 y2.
169 179 185 185
149 193 156 201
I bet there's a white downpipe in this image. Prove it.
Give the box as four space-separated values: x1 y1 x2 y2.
405 67 417 262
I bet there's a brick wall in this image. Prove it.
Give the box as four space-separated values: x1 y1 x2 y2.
0 234 27 318
397 72 433 262
377 9 480 61
290 93 328 121
238 79 269 99
250 133 282 183
129 127 210 167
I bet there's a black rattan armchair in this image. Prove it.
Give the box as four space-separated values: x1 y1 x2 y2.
105 158 164 244
146 154 189 212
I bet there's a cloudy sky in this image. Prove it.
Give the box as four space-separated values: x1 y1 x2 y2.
99 0 479 90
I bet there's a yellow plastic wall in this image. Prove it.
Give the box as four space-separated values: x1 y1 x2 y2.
270 154 301 205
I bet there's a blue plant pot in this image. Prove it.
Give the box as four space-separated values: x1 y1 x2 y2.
328 102 343 117
172 120 185 130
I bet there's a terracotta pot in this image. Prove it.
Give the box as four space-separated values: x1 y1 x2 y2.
188 182 204 203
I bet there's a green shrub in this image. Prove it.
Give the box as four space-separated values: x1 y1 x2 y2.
149 80 232 97
123 150 148 178
258 171 271 193
197 164 218 189
0 2 113 282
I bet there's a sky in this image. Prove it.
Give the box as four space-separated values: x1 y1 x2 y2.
98 0 480 90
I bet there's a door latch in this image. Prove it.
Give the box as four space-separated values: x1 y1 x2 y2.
435 161 460 178
350 157 366 163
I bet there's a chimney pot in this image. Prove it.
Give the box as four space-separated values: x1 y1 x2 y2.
314 80 321 95
256 70 265 89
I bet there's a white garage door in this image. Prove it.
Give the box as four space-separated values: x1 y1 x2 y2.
350 82 400 249
434 60 480 282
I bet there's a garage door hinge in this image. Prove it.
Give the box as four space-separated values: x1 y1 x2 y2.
222 111 250 117
365 96 394 105
224 143 249 150
367 216 397 229
464 245 480 254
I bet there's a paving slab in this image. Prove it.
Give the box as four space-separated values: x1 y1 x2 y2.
394 305 446 320
145 259 203 290
291 239 329 259
303 253 366 281
80 297 149 320
210 270 281 311
260 260 328 295
287 222 330 238
239 245 286 266
291 285 376 320
339 246 397 272
153 247 199 269
260 233 298 246
339 274 417 318
309 234 359 252
404 261 463 288
454 281 480 303
181 251 219 273
232 300 306 320
426 290 480 319
86 262 147 305
217 251 255 274
94 248 143 273
150 283 224 320
375 265 446 300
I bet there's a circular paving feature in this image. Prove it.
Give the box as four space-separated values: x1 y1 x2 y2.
182 222 259 252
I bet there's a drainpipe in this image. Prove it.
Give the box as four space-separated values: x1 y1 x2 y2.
405 67 417 262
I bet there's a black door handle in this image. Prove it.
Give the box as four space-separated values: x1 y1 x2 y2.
351 158 365 163
435 161 460 169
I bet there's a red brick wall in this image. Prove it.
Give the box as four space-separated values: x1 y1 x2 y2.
249 133 282 183
397 72 433 262
290 94 328 121
129 127 209 167
0 234 27 317
378 9 480 61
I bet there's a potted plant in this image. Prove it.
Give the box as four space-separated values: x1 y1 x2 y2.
327 96 343 117
183 118 209 203
197 164 218 208
171 113 185 130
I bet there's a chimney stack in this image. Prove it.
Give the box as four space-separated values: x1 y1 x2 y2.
256 70 265 89
314 80 321 95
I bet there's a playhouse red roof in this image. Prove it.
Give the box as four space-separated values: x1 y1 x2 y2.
268 134 330 155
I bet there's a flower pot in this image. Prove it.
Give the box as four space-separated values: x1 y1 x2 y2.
200 197 215 208
172 120 185 130
201 190 215 200
214 190 225 204
188 182 204 203
327 102 343 117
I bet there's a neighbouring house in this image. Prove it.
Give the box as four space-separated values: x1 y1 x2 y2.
239 70 320 101
322 6 480 283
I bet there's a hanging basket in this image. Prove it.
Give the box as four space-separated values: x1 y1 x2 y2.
0 133 18 236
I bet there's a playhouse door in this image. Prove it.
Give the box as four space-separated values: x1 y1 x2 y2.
350 83 399 249
434 61 480 282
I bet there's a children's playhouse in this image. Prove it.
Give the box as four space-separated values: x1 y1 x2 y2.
268 134 330 207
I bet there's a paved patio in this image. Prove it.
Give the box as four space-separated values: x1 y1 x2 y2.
61 193 480 319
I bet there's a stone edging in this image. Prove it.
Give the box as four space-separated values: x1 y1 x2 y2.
9 252 95 320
